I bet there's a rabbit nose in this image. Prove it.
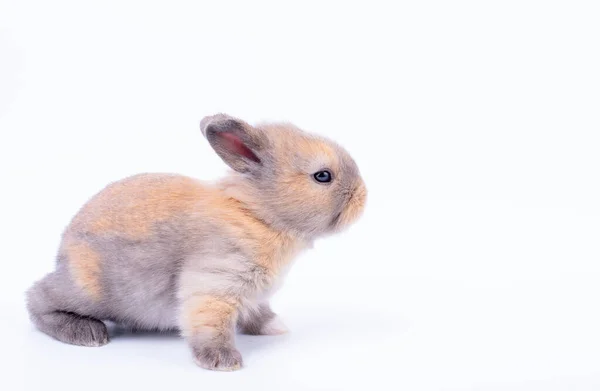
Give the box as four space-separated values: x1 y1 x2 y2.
353 180 367 206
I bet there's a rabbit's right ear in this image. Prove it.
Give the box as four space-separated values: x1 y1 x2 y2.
200 114 265 173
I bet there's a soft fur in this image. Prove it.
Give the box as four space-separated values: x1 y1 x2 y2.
26 113 367 371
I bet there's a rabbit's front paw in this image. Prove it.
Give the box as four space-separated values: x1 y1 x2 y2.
194 345 243 371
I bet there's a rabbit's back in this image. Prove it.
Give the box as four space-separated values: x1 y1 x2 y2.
67 173 212 240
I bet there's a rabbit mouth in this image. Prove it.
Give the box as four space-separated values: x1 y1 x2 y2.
330 211 343 228
329 182 367 230
329 189 353 228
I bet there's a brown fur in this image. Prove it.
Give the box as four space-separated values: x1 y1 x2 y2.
208 188 307 275
333 180 368 232
70 174 210 239
182 295 239 337
26 113 366 371
63 240 102 299
69 172 306 289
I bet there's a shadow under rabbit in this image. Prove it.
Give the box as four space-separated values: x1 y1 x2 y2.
105 321 290 358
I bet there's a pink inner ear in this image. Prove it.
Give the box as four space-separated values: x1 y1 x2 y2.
219 132 261 163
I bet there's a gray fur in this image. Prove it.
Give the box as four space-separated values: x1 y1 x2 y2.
193 343 243 371
237 303 276 335
26 114 366 370
27 270 109 346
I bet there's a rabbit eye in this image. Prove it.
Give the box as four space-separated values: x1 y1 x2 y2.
313 170 332 183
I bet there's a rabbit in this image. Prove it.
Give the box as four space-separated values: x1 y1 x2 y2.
26 113 367 371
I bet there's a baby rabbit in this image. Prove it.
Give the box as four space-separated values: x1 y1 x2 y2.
26 114 366 371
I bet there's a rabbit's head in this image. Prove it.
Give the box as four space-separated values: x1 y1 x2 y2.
201 114 366 239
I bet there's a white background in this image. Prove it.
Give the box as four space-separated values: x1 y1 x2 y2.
1 1 599 390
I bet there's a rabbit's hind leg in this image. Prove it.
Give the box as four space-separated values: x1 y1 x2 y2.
26 270 109 347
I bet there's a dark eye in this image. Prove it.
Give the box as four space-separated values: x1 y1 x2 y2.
313 170 332 183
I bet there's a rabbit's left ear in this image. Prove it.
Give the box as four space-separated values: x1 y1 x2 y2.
200 114 265 173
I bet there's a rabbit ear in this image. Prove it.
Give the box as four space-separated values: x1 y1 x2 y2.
200 114 264 173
